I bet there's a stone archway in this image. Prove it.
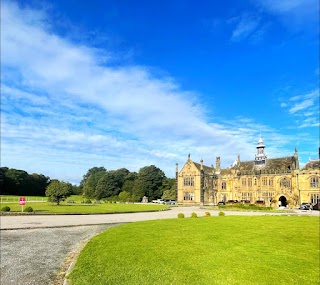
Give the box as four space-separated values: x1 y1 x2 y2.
279 196 287 207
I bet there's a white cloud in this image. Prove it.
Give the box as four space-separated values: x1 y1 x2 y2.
1 2 312 183
289 99 314 114
230 13 262 42
255 0 319 30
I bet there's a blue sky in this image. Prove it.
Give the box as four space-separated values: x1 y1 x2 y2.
1 0 319 184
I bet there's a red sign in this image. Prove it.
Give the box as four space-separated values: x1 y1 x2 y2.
19 197 26 206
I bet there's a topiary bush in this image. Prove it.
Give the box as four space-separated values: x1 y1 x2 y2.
177 213 185 218
1 206 10 212
205 211 211 217
84 199 92 204
218 211 225 216
24 206 33 212
191 212 197 218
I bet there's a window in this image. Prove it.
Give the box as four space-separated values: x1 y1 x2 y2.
311 193 319 204
242 192 252 202
183 192 194 201
242 178 246 186
248 178 252 187
221 182 227 190
262 192 274 201
183 177 194 186
310 177 319 188
280 178 290 188
262 177 268 186
269 178 274 187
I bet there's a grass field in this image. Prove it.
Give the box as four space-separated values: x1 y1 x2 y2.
68 216 319 285
0 195 168 214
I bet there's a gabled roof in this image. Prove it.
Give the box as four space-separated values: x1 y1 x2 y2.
193 162 214 174
230 156 296 171
302 159 320 170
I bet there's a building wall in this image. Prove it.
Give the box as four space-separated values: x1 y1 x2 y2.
177 161 319 207
177 161 201 205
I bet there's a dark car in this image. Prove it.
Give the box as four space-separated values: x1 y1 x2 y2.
255 200 265 205
217 201 225 205
226 200 239 204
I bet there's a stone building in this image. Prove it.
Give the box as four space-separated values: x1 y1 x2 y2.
176 137 319 207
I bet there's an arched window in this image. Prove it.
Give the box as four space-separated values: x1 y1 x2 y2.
221 182 227 190
310 177 319 188
280 178 290 188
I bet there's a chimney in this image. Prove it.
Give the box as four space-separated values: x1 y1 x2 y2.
216 157 221 172
200 159 203 170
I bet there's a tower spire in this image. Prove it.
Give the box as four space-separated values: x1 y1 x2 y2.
255 135 267 166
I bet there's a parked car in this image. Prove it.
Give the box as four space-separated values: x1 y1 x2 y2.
217 201 225 205
255 200 265 205
240 200 251 204
299 203 312 210
164 200 176 205
226 200 239 204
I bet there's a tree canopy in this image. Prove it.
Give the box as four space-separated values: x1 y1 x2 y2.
45 180 72 205
0 167 50 196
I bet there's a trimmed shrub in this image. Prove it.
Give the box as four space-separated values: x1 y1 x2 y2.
24 206 33 212
191 212 197 218
205 211 211 217
218 211 225 216
84 199 92 204
1 206 10 212
177 213 185 218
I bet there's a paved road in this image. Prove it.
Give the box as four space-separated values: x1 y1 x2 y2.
1 207 318 230
0 207 318 285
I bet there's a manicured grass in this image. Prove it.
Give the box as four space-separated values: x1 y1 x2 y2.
68 216 319 285
0 202 168 214
0 195 168 214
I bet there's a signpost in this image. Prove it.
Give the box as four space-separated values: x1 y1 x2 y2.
19 197 26 212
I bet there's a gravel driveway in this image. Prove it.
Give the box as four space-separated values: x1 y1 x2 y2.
0 224 118 285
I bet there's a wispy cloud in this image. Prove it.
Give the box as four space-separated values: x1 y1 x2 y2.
279 89 319 128
255 0 319 31
229 13 264 42
0 2 311 183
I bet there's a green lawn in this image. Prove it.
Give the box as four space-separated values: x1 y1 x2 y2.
68 216 320 285
0 195 168 214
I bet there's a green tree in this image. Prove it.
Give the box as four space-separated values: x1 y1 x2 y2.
83 169 106 198
121 180 135 195
118 191 130 202
162 189 176 200
94 168 130 200
45 180 72 205
80 167 106 193
133 165 166 201
161 178 176 200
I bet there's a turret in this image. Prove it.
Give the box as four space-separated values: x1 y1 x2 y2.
255 135 267 166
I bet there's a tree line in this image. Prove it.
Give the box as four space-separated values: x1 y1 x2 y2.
79 165 176 202
0 165 176 203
